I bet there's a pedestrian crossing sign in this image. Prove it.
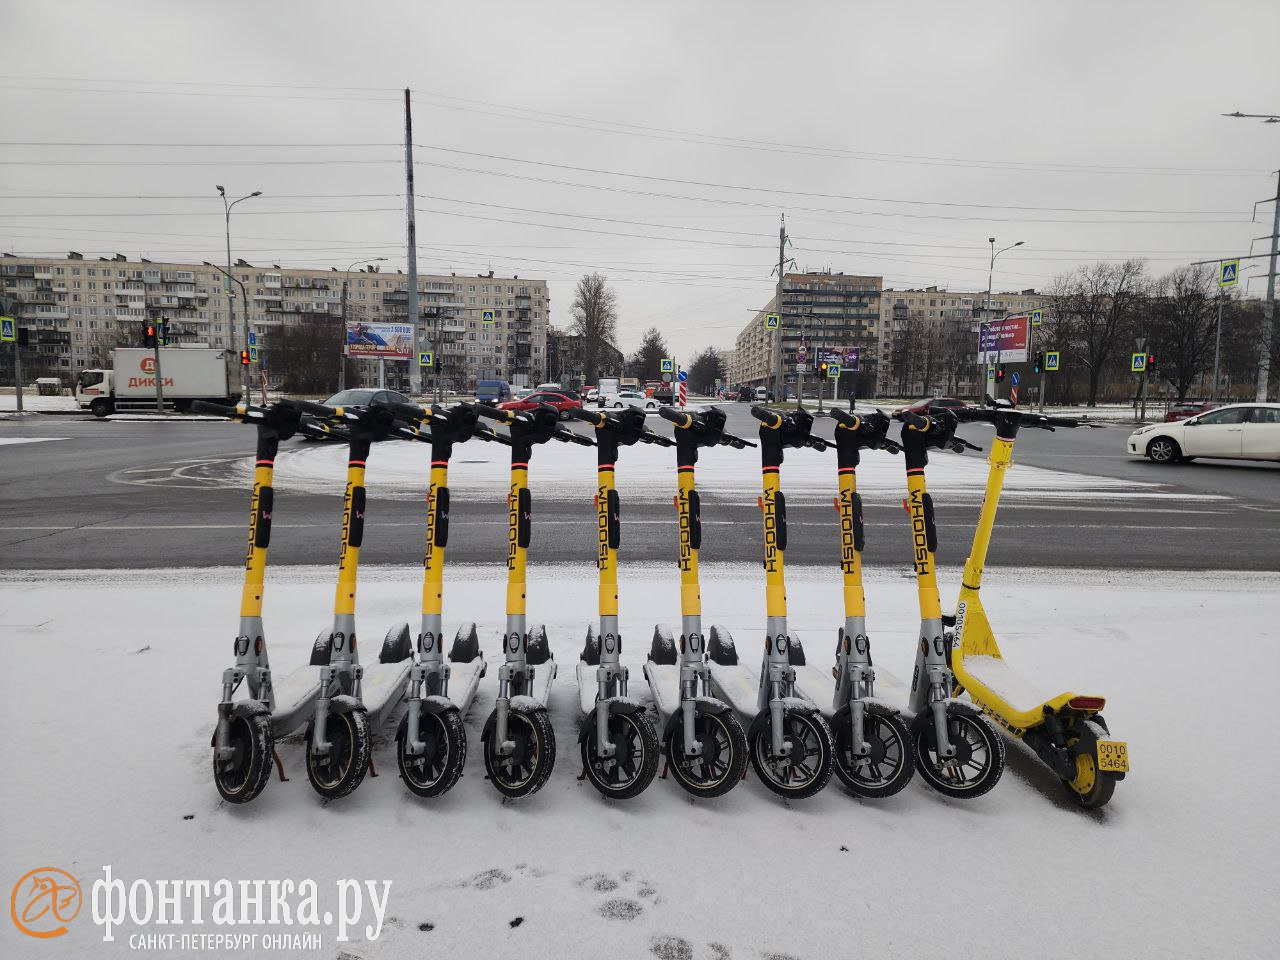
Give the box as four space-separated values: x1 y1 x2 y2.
481 309 495 323
765 313 780 329
1030 309 1043 326
0 317 14 343
827 363 840 379
1219 260 1238 287
660 358 675 373
1131 352 1147 372
1045 351 1060 372
249 346 259 363
418 351 434 367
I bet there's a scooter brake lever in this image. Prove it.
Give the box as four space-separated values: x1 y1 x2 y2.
556 428 595 446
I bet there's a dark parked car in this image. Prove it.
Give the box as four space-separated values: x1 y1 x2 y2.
894 396 969 416
304 389 414 441
1165 401 1223 423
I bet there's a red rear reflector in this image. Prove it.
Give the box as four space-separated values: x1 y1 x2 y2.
1068 696 1106 712
902 498 909 512
833 496 839 511
757 496 763 509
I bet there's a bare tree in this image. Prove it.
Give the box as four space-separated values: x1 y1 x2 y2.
569 273 619 385
687 346 725 394
1049 260 1147 406
270 317 342 395
1147 265 1218 401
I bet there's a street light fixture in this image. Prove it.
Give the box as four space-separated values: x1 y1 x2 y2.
338 257 388 391
217 185 262 401
981 238 1025 395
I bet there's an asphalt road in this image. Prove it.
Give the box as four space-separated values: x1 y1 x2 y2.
1 405 1278 572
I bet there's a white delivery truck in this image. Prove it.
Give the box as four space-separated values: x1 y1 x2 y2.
75 347 241 417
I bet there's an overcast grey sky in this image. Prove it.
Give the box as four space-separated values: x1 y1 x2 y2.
2 0 1277 356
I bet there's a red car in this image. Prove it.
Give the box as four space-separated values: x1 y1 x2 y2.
894 397 969 416
498 390 583 418
1164 401 1222 423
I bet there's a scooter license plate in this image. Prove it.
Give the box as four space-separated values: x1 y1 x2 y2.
1096 739 1129 773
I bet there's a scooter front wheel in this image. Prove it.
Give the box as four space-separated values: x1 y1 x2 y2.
749 708 834 800
580 707 660 800
666 710 748 799
832 703 915 799
912 702 1004 800
212 712 274 804
396 705 468 799
305 709 372 800
483 702 556 799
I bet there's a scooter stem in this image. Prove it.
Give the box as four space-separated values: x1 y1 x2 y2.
961 411 1019 593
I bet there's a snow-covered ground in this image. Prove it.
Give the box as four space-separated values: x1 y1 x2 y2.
0 393 79 412
2 564 1277 959
221 431 1209 508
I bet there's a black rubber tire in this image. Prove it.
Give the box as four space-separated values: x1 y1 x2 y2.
665 710 748 799
832 702 915 799
212 712 273 804
1146 436 1182 464
483 702 556 799
305 709 372 800
580 707 660 800
396 705 468 799
749 708 834 800
912 702 1005 800
90 398 113 418
1061 719 1118 810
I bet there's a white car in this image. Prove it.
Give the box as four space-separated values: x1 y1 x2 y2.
604 389 659 413
1127 402 1280 464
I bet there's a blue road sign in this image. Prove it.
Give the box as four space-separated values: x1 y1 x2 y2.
481 309 495 323
660 358 675 373
1045 351 1060 372
1219 260 1239 287
248 330 258 346
1011 371 1021 386
677 369 688 382
0 317 15 343
418 351 434 367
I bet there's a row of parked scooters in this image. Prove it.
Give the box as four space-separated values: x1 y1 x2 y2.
199 395 1128 810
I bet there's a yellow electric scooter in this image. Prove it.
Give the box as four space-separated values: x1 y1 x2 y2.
949 402 1128 808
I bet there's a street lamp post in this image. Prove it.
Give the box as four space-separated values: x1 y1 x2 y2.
339 257 387 391
982 238 1024 397
217 185 261 402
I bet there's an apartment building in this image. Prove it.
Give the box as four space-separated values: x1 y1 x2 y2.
0 253 551 391
545 328 624 388
730 271 882 397
876 286 1048 396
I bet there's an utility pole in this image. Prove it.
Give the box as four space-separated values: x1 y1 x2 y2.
1256 170 1279 402
339 277 349 391
771 215 790 403
1213 283 1224 399
404 89 422 398
151 314 165 413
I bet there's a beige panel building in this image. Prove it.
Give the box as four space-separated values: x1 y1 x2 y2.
0 252 550 392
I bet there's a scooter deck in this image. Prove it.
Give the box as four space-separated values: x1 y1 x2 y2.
958 654 1056 715
448 658 488 717
642 663 681 723
707 661 764 717
360 660 414 731
268 665 322 737
512 657 557 709
574 660 598 715
791 662 912 717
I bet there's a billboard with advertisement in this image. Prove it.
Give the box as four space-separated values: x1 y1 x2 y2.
977 314 1030 363
344 321 414 359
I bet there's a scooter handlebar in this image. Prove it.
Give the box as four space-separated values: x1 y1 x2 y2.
1032 414 1079 429
555 427 595 446
381 400 428 423
565 407 605 425
293 399 339 419
467 402 510 422
658 405 688 425
191 400 243 419
895 410 930 430
750 404 781 425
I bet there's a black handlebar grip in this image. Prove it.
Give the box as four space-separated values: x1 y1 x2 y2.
1040 415 1079 428
468 403 506 421
897 411 929 429
383 400 428 423
294 399 338 418
191 400 241 418
829 408 860 427
566 407 603 424
658 406 687 424
750 405 780 424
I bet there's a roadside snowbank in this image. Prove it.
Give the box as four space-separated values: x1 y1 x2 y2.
2 565 1276 959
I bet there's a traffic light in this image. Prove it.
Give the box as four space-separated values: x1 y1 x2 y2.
239 350 251 366
157 321 169 346
818 361 828 377
1147 352 1158 370
142 322 157 348
1032 350 1044 374
995 364 1006 383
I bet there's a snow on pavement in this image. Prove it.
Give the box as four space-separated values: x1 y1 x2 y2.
2 564 1276 959
0 436 68 446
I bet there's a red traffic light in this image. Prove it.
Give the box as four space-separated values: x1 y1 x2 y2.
239 350 250 365
995 365 1006 382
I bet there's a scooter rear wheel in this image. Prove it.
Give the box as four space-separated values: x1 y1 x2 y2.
305 709 372 800
1061 719 1117 809
832 703 915 799
212 712 274 804
666 710 748 799
749 708 834 800
912 702 1004 800
580 707 660 800
397 705 468 799
483 702 556 799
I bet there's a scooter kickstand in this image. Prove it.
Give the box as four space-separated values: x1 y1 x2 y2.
272 748 290 783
